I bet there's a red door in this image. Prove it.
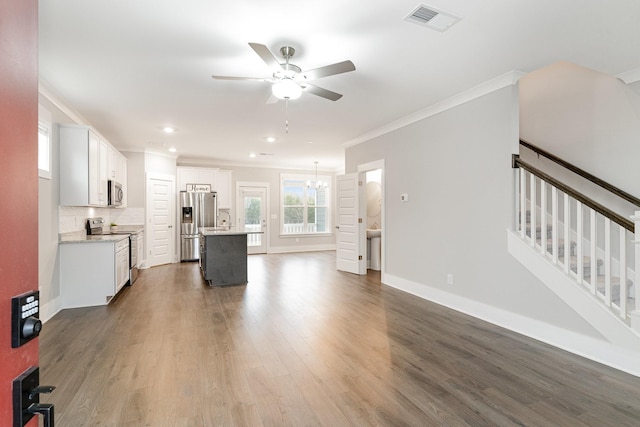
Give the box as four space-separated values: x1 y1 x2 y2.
0 0 39 425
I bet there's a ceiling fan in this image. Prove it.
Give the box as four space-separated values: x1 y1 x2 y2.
212 42 355 102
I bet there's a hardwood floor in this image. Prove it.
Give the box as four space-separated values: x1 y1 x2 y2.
40 251 640 426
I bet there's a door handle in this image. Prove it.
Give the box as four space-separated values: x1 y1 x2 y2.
27 403 55 427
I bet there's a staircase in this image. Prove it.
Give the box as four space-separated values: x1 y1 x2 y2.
512 141 640 341
524 211 636 319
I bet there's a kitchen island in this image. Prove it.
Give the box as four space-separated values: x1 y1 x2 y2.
199 228 249 286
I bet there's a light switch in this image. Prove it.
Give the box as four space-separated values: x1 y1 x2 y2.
400 194 409 202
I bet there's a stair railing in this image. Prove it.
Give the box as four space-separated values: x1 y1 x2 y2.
513 141 639 329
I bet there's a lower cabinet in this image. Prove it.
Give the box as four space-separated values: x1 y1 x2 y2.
199 233 247 286
60 238 130 308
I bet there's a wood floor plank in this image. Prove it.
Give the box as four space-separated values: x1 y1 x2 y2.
39 252 640 426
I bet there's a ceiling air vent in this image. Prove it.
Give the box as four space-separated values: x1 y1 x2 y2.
404 4 461 32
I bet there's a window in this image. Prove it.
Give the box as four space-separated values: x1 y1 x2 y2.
38 105 52 179
281 173 331 235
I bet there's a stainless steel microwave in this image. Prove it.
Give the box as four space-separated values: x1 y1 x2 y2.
108 180 123 206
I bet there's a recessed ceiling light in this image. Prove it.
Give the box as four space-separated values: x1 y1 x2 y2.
307 141 313 144
249 153 256 158
168 147 177 153
163 127 174 133
266 136 276 143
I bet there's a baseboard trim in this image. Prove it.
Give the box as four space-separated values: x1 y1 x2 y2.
40 296 62 324
383 272 640 378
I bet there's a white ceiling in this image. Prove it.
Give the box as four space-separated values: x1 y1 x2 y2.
38 0 640 171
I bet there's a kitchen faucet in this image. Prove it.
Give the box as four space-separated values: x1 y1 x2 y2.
218 210 231 228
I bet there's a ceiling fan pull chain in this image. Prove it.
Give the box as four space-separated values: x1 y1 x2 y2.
285 99 290 133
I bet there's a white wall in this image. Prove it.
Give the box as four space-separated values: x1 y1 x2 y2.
177 161 336 252
345 85 603 339
123 151 145 208
520 61 640 201
38 95 76 319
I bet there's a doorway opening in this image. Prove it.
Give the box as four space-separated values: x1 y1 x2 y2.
237 183 269 254
358 160 384 275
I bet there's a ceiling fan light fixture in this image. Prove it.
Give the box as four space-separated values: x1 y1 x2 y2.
272 79 302 100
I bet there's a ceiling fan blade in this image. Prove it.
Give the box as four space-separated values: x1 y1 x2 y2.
212 75 270 81
249 42 285 71
300 60 355 81
304 84 343 101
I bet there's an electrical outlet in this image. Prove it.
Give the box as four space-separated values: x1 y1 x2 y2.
447 274 454 285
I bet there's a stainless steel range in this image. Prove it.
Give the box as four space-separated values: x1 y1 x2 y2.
86 217 144 285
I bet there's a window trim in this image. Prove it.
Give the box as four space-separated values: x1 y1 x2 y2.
38 105 52 180
280 172 332 237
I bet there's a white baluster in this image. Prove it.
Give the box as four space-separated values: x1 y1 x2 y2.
576 202 583 284
540 181 547 255
520 168 526 238
563 193 570 273
631 211 640 332
530 174 536 247
604 217 611 307
619 226 627 319
552 187 558 264
590 210 597 293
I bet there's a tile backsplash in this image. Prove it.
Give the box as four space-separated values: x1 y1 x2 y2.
59 206 145 233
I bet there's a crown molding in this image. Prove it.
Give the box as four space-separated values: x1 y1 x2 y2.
343 70 526 149
38 79 90 126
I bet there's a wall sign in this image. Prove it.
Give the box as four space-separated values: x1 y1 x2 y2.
186 183 211 192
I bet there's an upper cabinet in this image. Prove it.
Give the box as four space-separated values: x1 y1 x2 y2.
177 166 232 209
216 169 232 209
107 146 128 206
59 124 127 207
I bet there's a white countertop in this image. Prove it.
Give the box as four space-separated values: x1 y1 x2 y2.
200 228 261 236
59 232 130 244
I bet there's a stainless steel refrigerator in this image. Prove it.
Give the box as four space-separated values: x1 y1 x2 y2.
180 191 217 261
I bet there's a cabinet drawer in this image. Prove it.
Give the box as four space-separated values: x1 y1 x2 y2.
115 238 129 252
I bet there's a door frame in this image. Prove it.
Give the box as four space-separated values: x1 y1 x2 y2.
236 181 270 254
145 172 176 266
358 159 385 277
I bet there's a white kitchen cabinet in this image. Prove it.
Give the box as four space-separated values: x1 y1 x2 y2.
176 166 232 208
177 167 196 192
113 150 128 207
59 237 130 308
99 140 108 204
177 166 215 192
108 146 117 180
216 169 232 209
137 231 145 268
115 238 129 291
60 124 127 207
60 124 108 206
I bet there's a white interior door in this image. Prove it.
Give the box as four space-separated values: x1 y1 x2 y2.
336 173 365 274
238 186 267 254
147 173 175 267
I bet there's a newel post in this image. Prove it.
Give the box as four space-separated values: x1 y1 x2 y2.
632 211 640 332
